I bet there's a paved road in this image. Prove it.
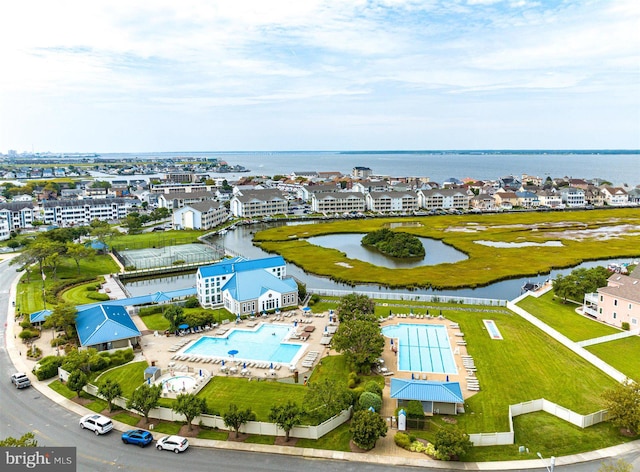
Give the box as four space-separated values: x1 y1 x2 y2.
1 256 639 472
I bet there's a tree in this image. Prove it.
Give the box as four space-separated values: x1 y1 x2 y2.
61 347 95 374
0 432 38 447
553 266 611 303
98 379 123 412
67 369 88 398
304 379 352 422
7 240 21 251
173 393 207 431
123 214 143 234
66 242 96 275
433 427 473 461
336 293 376 322
358 391 382 412
43 302 77 343
349 409 387 450
164 305 185 333
223 403 256 438
127 384 162 424
268 400 304 442
44 251 62 280
331 319 385 373
601 379 640 435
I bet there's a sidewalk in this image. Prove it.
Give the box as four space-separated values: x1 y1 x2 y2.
5 264 638 470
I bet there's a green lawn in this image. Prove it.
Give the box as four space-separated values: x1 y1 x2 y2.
139 313 171 331
516 291 619 342
197 377 308 422
586 337 640 381
49 380 76 399
197 429 229 440
95 361 148 397
112 412 142 426
60 280 106 305
433 307 618 433
295 422 352 452
16 254 119 314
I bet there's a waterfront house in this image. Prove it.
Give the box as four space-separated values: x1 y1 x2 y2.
157 190 215 210
417 188 470 210
365 191 419 214
229 189 288 218
311 191 366 214
583 266 640 330
172 202 229 230
559 187 586 207
601 187 629 206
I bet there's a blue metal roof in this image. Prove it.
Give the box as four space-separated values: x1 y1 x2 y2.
197 256 285 278
76 288 197 310
75 304 141 347
390 378 463 404
29 309 52 324
224 270 297 302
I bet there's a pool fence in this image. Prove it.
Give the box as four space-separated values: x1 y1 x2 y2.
309 288 507 307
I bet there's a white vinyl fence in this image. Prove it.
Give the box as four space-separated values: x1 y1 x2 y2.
82 382 351 440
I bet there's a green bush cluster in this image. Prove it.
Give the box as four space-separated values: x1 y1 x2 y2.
139 305 164 316
33 356 64 380
184 297 200 308
363 380 383 396
358 391 382 412
19 329 39 341
86 292 110 301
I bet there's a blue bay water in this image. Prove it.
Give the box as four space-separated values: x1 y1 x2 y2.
100 150 640 186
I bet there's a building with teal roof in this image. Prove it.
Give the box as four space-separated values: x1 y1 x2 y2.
390 378 464 416
75 304 141 351
196 256 298 315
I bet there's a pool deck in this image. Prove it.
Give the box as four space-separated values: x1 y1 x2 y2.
136 311 334 381
378 315 480 400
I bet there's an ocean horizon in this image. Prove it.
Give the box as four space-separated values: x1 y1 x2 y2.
96 149 640 186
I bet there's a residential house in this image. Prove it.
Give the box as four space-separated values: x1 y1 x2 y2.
311 191 366 214
352 166 373 179
515 190 539 209
172 202 229 230
601 187 629 206
196 256 298 314
418 189 469 210
536 190 563 208
469 194 496 211
0 202 36 230
365 191 419 214
583 266 640 330
559 187 586 207
229 189 288 218
157 191 215 210
0 215 10 241
42 198 137 226
492 191 519 210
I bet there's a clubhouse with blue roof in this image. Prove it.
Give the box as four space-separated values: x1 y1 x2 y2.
196 256 299 315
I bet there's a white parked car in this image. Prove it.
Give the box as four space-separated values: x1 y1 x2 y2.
10 372 31 389
156 435 189 453
79 414 113 435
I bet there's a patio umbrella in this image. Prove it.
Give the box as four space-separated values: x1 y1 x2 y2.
324 326 328 333
178 323 189 330
270 362 273 369
294 321 298 327
390 339 393 345
221 360 225 366
243 362 246 369
446 375 449 382
228 349 239 358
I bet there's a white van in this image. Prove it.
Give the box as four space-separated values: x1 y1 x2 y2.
79 414 114 435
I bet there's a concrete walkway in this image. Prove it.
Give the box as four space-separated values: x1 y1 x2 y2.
5 265 639 470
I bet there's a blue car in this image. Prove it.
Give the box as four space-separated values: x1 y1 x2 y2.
121 429 153 447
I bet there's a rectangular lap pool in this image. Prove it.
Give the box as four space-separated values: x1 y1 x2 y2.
381 323 457 374
183 323 303 365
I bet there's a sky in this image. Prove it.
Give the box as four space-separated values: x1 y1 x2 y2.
1 0 639 153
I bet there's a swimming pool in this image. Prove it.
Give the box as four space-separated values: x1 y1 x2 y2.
183 323 303 365
381 324 457 374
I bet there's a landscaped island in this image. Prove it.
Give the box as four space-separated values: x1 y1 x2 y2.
361 229 425 258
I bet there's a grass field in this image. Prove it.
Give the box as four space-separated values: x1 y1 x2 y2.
516 291 620 342
110 229 209 251
253 208 640 289
16 254 119 314
585 337 640 381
